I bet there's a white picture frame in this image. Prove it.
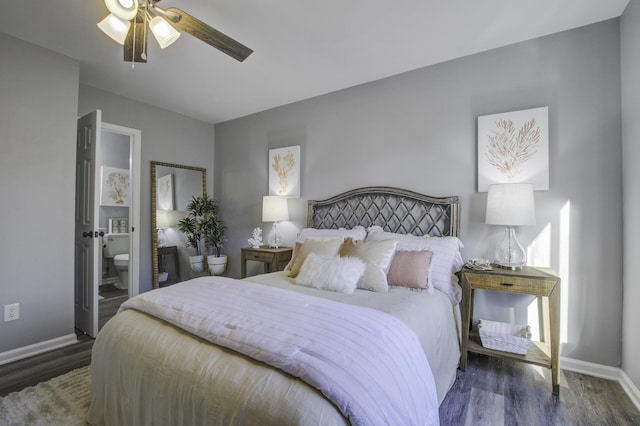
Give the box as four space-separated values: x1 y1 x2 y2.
477 106 549 191
269 145 300 197
100 166 130 206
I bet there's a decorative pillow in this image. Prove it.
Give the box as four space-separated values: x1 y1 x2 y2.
339 238 399 292
284 241 303 271
366 226 464 297
287 237 344 278
387 250 433 291
295 253 365 294
286 227 367 271
299 226 367 242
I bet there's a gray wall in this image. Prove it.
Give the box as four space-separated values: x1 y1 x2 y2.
621 0 640 389
215 20 624 367
79 85 216 293
0 34 79 352
0 32 216 356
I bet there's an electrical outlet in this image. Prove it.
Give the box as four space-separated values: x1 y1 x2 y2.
4 303 19 322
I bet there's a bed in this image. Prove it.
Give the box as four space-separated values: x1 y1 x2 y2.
87 187 463 426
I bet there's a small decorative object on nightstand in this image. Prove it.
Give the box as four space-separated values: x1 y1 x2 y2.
248 227 263 249
459 265 561 395
241 246 293 278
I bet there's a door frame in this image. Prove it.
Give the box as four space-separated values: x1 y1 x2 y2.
102 122 141 298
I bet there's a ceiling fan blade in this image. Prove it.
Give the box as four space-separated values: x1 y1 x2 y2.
124 13 148 63
166 7 253 62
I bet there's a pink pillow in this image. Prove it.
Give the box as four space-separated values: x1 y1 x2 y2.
387 251 433 291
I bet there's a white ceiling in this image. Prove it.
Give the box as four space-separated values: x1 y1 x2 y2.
0 0 629 124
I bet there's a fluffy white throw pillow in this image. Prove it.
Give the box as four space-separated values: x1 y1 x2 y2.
295 253 366 294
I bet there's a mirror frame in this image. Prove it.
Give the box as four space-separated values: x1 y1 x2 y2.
151 161 206 288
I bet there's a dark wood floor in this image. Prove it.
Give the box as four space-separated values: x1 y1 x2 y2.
0 293 125 397
2 297 639 424
440 353 640 425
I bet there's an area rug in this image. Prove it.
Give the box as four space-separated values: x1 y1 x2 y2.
0 365 90 425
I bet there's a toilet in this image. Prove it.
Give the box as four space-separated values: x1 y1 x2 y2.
103 233 129 290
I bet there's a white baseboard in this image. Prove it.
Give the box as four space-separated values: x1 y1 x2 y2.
561 356 640 411
0 334 78 366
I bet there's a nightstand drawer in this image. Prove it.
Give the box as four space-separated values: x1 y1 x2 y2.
463 271 557 297
245 251 274 262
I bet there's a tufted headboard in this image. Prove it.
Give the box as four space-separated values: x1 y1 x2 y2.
306 186 460 238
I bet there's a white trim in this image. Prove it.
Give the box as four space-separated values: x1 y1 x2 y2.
561 356 640 411
0 334 77 366
620 370 640 412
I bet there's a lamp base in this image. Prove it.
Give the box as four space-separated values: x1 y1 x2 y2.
493 227 526 270
494 262 524 271
268 222 281 249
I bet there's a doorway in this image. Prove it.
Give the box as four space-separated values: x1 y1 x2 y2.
74 111 141 337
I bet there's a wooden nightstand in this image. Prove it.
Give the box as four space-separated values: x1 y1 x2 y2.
157 246 181 286
460 266 561 395
241 246 293 278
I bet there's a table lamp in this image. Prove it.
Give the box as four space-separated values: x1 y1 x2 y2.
485 183 535 270
262 196 289 248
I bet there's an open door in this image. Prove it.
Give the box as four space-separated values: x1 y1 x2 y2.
75 110 102 337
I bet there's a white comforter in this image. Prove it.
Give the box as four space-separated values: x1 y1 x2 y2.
118 276 439 426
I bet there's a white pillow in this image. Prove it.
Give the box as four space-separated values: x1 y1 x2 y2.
339 238 399 292
366 226 464 296
295 253 365 294
287 237 344 278
285 227 367 271
298 226 367 242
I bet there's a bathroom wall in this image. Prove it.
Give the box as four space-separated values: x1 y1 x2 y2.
99 131 131 285
99 130 130 232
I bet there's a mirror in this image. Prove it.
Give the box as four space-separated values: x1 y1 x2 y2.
151 161 206 288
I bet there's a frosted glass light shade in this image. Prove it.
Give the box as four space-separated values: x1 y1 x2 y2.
262 196 289 222
486 183 535 226
104 0 139 21
149 16 181 49
97 14 131 45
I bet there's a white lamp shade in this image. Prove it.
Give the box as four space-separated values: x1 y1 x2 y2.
262 196 289 222
104 0 139 21
486 183 535 226
156 210 173 229
97 14 131 45
149 16 181 49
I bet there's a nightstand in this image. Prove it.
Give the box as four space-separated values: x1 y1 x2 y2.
241 246 293 278
460 266 561 395
157 246 180 286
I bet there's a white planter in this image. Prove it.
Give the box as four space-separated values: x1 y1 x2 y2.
189 255 205 273
208 255 228 275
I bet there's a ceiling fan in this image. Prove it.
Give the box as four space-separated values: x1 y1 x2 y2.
97 0 253 64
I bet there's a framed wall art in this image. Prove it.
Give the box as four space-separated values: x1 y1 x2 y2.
157 173 174 211
269 145 300 197
477 106 549 191
100 166 130 206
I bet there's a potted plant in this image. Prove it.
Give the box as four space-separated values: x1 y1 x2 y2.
177 195 210 273
177 194 227 275
203 199 227 275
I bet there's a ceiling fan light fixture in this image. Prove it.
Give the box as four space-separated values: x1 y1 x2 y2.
149 16 181 49
97 14 131 45
104 0 139 21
